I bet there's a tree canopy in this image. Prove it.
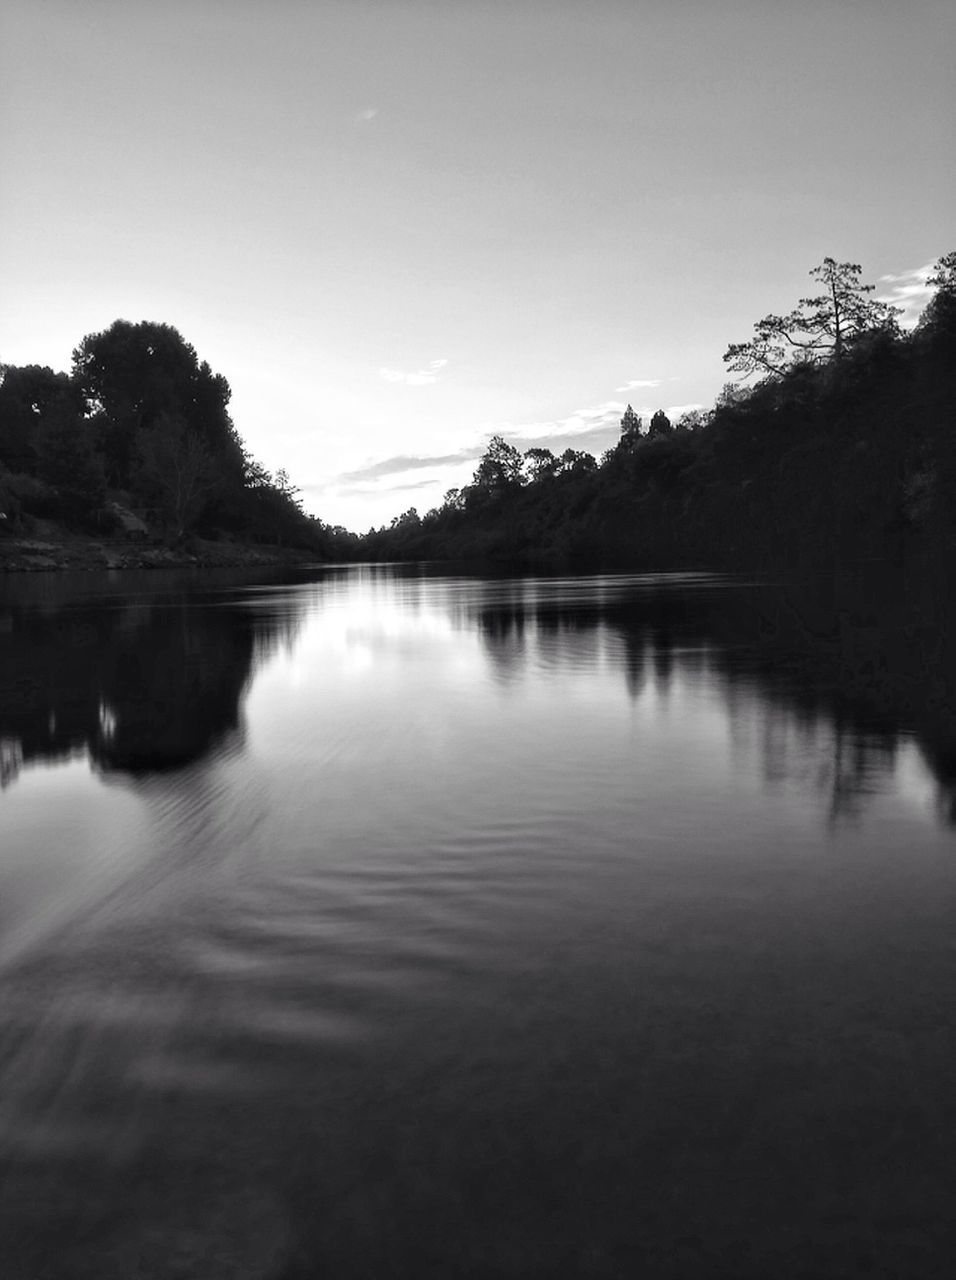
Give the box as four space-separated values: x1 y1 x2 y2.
71 320 242 487
724 257 901 378
360 248 955 568
0 317 331 552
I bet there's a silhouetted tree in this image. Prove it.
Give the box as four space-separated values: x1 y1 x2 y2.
675 409 707 432
620 404 642 443
523 447 559 482
648 410 673 438
917 251 956 341
0 365 76 473
558 448 597 475
724 257 901 377
71 320 241 487
471 435 524 498
273 468 302 509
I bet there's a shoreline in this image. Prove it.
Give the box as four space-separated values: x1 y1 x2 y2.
0 531 318 573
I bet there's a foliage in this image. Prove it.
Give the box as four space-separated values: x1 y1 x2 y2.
619 404 642 445
71 320 243 488
362 250 956 571
0 365 77 474
133 412 216 538
470 435 524 502
3 318 326 552
918 251 956 341
648 410 673 438
724 257 901 377
523 447 558 483
5 249 955 572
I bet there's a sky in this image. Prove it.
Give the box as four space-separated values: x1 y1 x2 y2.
1 0 954 532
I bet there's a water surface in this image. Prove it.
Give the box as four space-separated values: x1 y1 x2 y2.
2 564 955 1277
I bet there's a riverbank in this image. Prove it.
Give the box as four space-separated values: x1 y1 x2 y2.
0 520 318 572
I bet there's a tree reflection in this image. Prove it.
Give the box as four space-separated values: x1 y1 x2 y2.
476 606 527 684
468 567 956 826
0 580 303 784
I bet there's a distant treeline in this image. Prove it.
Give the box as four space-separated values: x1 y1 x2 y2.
361 254 956 570
4 254 954 571
0 320 354 556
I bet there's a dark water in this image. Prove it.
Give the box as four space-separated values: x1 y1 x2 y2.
2 563 956 1278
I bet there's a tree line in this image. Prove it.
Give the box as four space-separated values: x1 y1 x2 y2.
362 253 956 568
4 253 953 570
0 320 348 554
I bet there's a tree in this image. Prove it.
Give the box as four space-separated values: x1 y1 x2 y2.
648 410 673 438
133 412 215 539
917 250 956 340
472 435 524 497
557 448 597 476
620 404 642 443
273 467 303 511
0 365 77 473
71 321 240 486
523 447 559 483
35 413 105 518
724 257 901 377
675 409 707 432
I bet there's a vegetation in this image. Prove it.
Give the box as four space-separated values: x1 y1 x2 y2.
3 254 953 575
0 320 353 557
361 253 956 571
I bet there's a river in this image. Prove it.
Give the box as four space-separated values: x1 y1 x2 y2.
1 563 955 1278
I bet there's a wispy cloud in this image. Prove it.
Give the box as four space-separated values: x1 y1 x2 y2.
379 358 448 387
878 262 936 327
318 393 706 511
615 378 662 392
364 477 438 495
353 106 379 124
492 400 626 445
661 402 705 419
335 448 482 484
493 397 706 455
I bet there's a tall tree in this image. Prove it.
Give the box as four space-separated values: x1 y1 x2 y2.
71 321 240 486
620 404 642 443
648 410 673 438
471 435 524 497
724 257 900 377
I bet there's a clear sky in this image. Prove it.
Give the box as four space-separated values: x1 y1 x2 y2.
2 0 953 531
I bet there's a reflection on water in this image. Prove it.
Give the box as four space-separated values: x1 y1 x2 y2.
0 571 302 785
2 564 956 1278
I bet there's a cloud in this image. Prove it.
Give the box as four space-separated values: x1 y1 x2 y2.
354 106 378 123
490 397 707 457
486 401 627 454
372 477 438 494
877 262 936 327
662 402 705 419
615 378 662 392
335 448 482 484
378 358 448 387
319 392 708 511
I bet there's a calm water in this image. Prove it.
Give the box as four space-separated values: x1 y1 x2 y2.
2 563 956 1278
